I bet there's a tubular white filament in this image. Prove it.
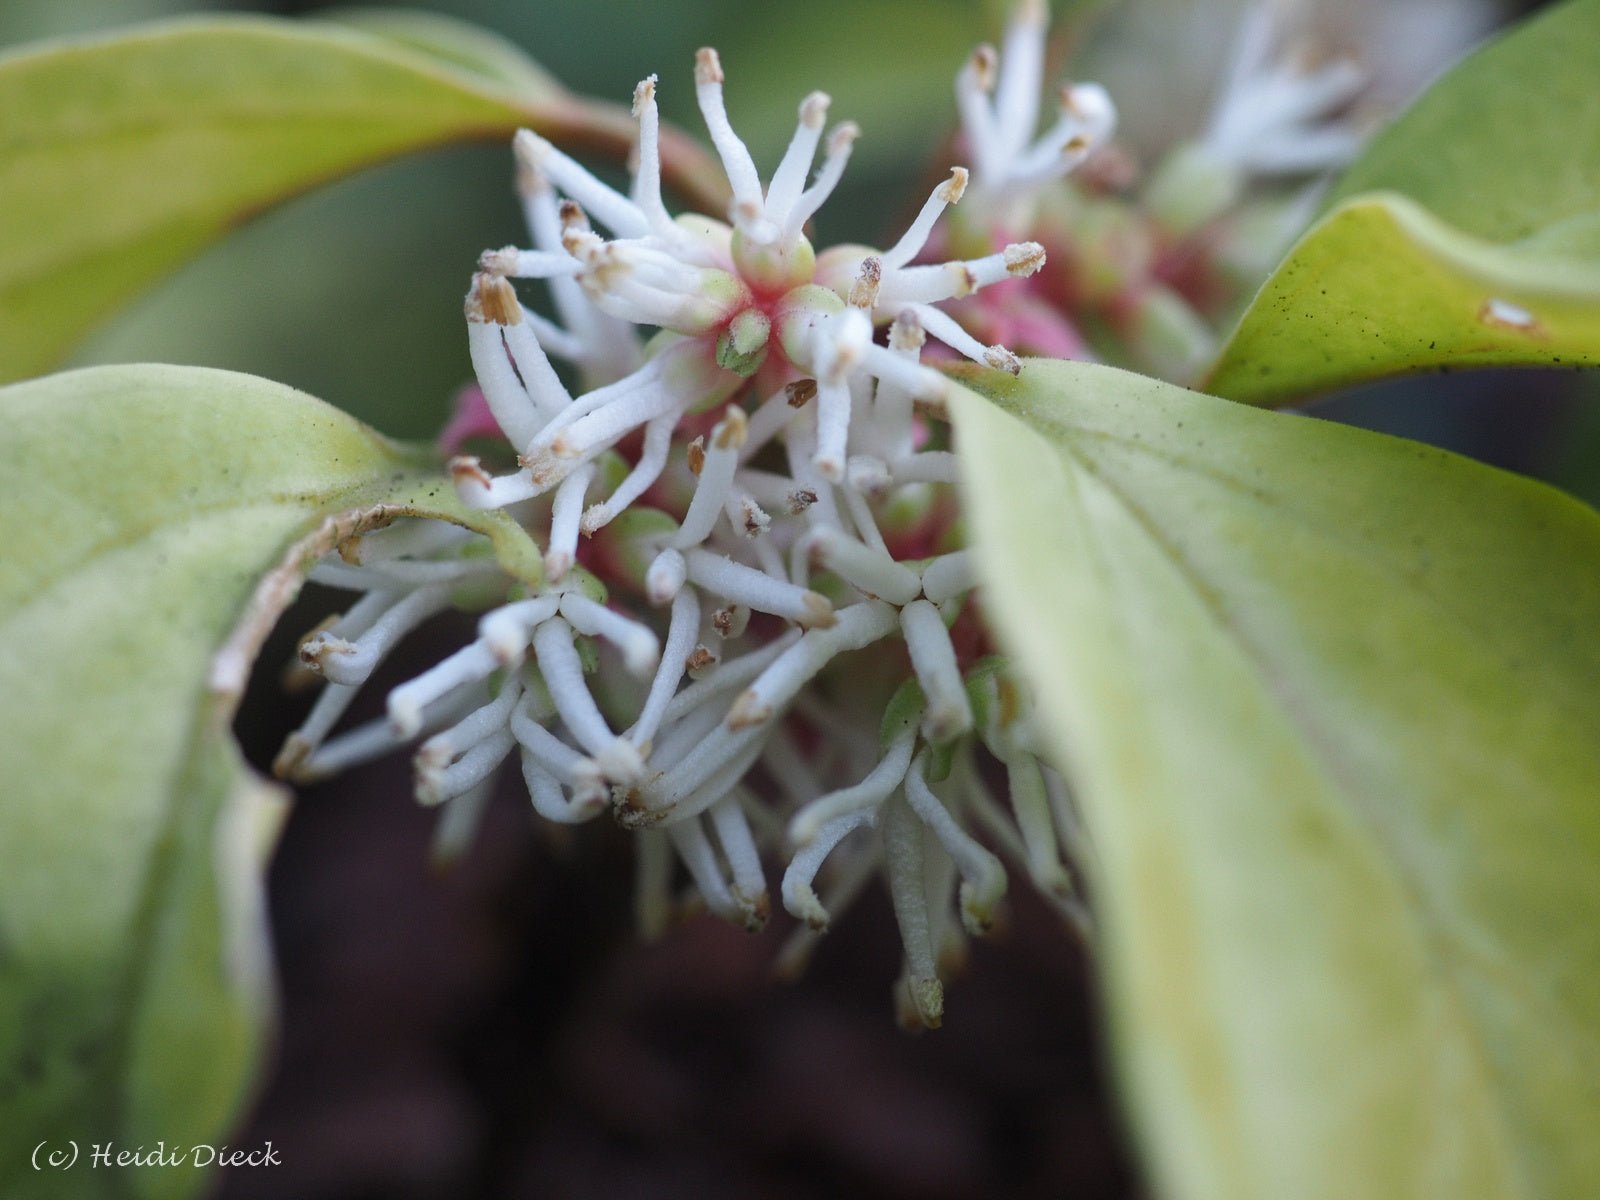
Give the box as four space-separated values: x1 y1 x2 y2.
724 600 897 730
787 723 918 847
559 591 661 678
882 791 943 1028
783 122 859 242
683 549 835 628
477 596 561 665
466 315 545 450
514 129 652 239
765 91 830 229
388 640 504 738
628 586 701 750
672 407 746 547
544 464 595 581
303 585 453 687
531 617 642 782
900 600 974 742
903 751 1007 935
580 412 675 535
782 809 875 929
709 795 768 924
417 726 516 807
919 550 975 605
803 528 922 606
417 675 524 770
668 816 743 924
882 168 969 271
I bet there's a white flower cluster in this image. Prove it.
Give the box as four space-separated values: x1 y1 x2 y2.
276 35 1110 1025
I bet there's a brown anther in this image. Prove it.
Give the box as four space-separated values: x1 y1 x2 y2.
968 44 997 91
787 488 818 514
712 608 733 636
449 456 492 489
694 47 725 85
558 200 589 231
1065 135 1090 154
631 76 656 117
785 378 818 408
686 436 706 476
937 167 969 205
712 406 748 450
848 256 883 309
1004 242 1047 276
685 646 717 673
475 273 522 325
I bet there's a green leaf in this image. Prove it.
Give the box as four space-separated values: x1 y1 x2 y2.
1205 195 1600 406
950 359 1600 1200
0 15 727 388
1322 0 1600 242
1207 0 1600 406
0 363 538 1199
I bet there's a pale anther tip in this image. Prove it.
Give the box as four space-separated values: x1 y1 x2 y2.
694 46 725 85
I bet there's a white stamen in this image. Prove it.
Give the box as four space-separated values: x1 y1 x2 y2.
559 591 661 678
903 751 1007 935
766 91 831 227
630 75 676 234
891 451 961 486
478 596 561 664
416 727 516 807
388 641 504 738
788 723 918 847
994 0 1048 165
580 412 675 535
417 676 524 771
919 550 975 604
782 809 875 929
783 121 860 241
882 169 968 271
803 528 922 606
646 548 687 606
672 407 746 548
544 465 594 582
684 549 836 629
514 129 652 239
694 48 768 239
628 586 700 749
709 795 768 927
882 791 943 1028
724 601 897 730
531 617 643 782
668 816 743 923
900 600 974 741
302 585 452 687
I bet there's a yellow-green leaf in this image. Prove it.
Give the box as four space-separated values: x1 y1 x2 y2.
0 363 537 1199
951 359 1600 1200
0 15 725 387
1205 194 1600 406
1207 0 1600 406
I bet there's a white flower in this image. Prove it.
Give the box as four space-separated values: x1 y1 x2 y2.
955 0 1117 216
1199 1 1367 177
278 40 1095 1026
